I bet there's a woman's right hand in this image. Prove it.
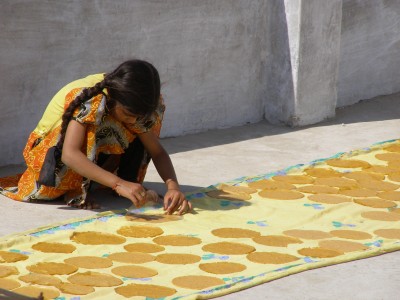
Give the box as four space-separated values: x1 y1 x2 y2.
114 180 146 208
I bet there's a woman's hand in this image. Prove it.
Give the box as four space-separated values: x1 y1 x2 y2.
114 181 147 208
138 132 191 215
163 189 192 215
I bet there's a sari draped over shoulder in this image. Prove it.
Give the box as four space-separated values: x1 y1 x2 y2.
0 75 165 204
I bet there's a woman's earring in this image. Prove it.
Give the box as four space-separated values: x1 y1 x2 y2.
105 98 116 114
105 99 113 115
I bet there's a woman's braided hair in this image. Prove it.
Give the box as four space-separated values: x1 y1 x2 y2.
56 59 160 150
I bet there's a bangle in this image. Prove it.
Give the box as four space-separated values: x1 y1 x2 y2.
113 183 121 196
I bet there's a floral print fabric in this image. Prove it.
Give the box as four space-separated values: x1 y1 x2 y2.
0 86 164 203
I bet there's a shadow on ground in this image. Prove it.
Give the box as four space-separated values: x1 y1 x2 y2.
13 182 204 213
162 92 400 155
0 92 398 173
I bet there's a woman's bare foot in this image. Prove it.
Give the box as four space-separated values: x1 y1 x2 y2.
145 190 162 203
66 194 101 210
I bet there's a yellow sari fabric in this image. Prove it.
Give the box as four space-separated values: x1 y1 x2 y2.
0 75 164 202
0 139 398 299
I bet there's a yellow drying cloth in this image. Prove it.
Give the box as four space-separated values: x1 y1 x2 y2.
0 139 399 299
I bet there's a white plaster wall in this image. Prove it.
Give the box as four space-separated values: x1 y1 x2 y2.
0 0 268 166
264 0 342 126
337 0 400 106
264 0 297 124
1 0 400 167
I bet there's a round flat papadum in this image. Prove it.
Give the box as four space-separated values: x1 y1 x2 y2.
111 265 158 278
124 243 165 253
32 242 76 253
272 175 314 184
68 271 123 287
206 184 254 201
107 252 154 264
247 252 299 264
64 256 113 269
0 266 19 278
326 159 371 169
388 173 400 182
57 282 95 295
70 231 126 245
258 189 304 200
319 240 369 252
252 235 303 247
388 161 400 169
207 189 251 201
283 229 332 240
115 283 176 298
219 183 257 194
0 278 21 290
308 194 351 204
353 198 397 208
339 188 377 197
13 286 59 299
374 229 400 239
391 208 400 214
126 213 182 223
384 144 400 152
0 251 28 263
314 177 358 189
199 262 246 274
357 179 399 191
211 228 260 238
343 171 385 181
247 179 296 190
155 253 201 265
117 225 164 238
297 247 343 258
375 153 400 162
202 242 255 255
304 168 342 178
330 230 372 240
19 273 61 286
152 235 202 246
297 185 339 194
172 275 225 290
366 165 398 175
374 191 400 202
27 262 78 275
361 211 400 221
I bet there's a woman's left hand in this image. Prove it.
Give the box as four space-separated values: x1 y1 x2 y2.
163 189 192 215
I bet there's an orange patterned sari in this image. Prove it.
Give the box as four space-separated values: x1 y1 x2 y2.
0 83 164 204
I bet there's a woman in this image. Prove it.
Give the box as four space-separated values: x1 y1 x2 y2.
0 59 192 215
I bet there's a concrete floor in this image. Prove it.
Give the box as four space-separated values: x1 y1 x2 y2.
1 92 399 299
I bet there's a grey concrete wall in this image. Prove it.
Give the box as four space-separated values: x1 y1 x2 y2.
263 0 296 124
263 0 400 122
1 0 400 167
0 0 268 166
265 0 342 126
337 0 400 106
294 0 342 126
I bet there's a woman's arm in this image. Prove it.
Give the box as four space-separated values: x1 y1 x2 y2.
61 120 146 207
138 131 192 214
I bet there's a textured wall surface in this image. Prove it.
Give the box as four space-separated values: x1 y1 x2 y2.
265 0 342 126
294 0 342 125
0 0 268 165
338 0 400 106
264 0 296 124
0 0 399 166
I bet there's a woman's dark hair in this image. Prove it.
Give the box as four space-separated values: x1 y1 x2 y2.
57 59 160 150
